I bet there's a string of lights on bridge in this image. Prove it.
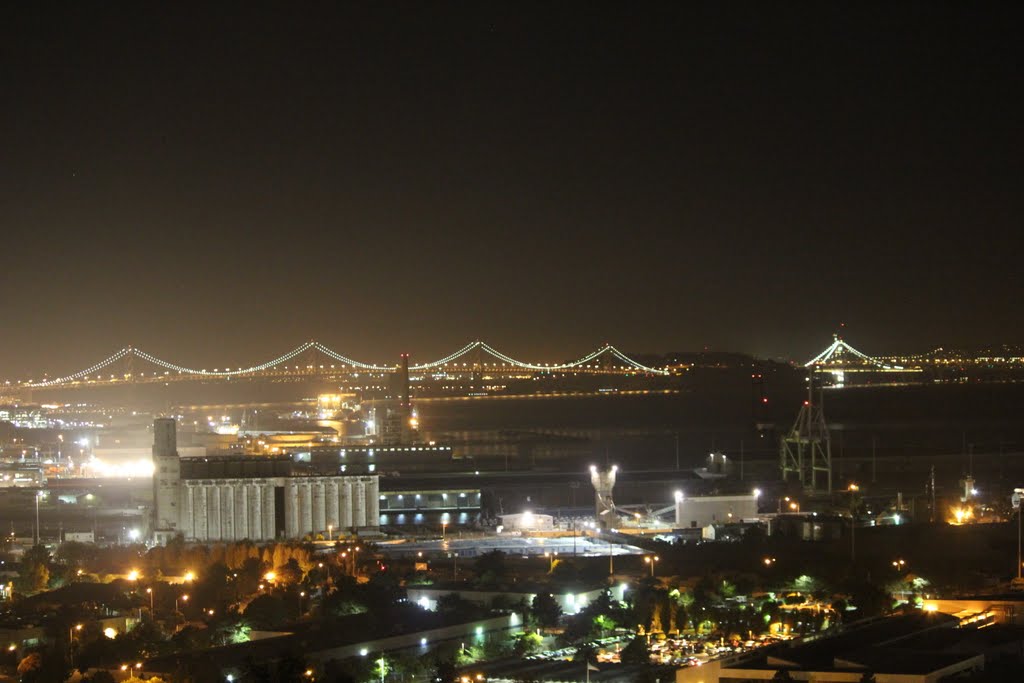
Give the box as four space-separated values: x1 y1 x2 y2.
804 335 906 371
19 340 670 388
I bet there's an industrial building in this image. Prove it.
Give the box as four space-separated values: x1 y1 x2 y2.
152 418 379 544
674 491 758 528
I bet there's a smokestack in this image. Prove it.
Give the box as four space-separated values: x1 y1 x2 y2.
153 417 177 458
152 418 181 543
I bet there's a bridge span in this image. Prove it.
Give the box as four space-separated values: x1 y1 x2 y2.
6 340 670 391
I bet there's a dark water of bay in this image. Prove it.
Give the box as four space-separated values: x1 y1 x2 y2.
415 381 1024 495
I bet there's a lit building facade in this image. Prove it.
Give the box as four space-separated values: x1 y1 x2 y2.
152 419 379 544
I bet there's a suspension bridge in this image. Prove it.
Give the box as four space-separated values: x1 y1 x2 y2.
9 340 670 389
804 334 924 378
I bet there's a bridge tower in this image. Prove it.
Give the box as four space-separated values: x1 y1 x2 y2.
780 371 833 493
124 346 135 382
303 340 320 378
471 342 484 384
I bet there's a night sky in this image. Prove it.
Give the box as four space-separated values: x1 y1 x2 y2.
1 3 1021 379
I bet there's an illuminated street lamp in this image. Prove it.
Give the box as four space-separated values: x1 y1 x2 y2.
69 623 82 666
176 594 189 613
544 551 558 571
34 491 42 546
763 557 776 567
127 569 140 582
146 587 154 613
264 571 277 583
183 570 196 583
891 559 906 571
644 555 659 577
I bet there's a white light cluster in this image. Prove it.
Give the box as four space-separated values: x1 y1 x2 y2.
82 456 155 478
805 336 901 370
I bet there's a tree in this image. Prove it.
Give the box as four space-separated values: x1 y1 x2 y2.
619 636 648 664
434 593 485 625
275 558 303 586
371 655 389 683
242 657 272 683
771 670 793 682
593 614 617 637
88 672 116 683
17 653 41 678
275 653 310 683
514 632 543 656
846 579 892 619
473 551 508 580
531 592 562 628
550 560 580 583
572 643 596 664
244 594 289 629
431 656 456 683
17 546 51 594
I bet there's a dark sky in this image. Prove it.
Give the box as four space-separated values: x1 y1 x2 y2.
1 2 1021 379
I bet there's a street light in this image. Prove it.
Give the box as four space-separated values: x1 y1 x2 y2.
176 594 189 613
1013 488 1024 582
848 485 860 561
34 491 42 546
892 559 906 571
127 569 140 582
763 557 776 567
643 555 659 577
146 587 154 613
183 570 196 582
544 551 558 571
69 624 82 666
